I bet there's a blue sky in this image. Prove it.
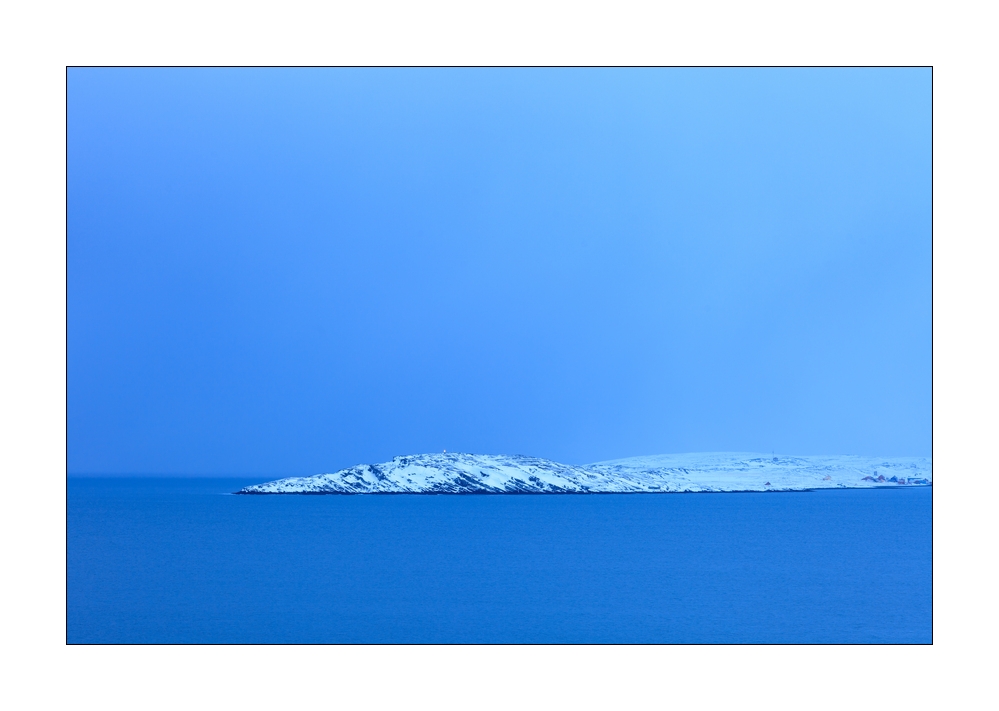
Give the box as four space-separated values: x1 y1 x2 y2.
68 68 931 475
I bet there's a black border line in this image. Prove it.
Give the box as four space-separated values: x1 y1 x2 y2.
65 65 69 647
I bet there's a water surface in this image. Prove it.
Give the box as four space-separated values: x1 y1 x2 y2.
67 478 931 643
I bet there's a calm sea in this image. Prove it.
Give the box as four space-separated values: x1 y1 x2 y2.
67 478 931 644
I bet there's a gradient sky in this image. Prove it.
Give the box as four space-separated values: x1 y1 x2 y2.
68 67 931 475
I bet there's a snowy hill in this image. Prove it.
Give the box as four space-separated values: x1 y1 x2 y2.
236 452 932 494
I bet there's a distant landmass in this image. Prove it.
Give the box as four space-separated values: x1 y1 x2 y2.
236 452 932 494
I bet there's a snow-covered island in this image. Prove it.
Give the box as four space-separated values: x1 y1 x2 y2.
236 452 931 494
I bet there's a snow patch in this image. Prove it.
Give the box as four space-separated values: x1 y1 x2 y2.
236 452 932 495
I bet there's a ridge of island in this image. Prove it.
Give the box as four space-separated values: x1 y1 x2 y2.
236 452 932 495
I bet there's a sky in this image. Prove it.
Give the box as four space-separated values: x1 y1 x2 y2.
67 67 931 475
